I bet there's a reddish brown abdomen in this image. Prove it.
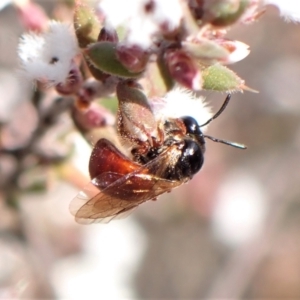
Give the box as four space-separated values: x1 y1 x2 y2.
89 138 140 179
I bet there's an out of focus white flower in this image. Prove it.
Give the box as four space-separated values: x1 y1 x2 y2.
264 0 300 22
150 87 212 131
0 71 24 122
0 0 12 10
99 0 183 48
52 218 146 299
212 170 267 247
18 21 79 86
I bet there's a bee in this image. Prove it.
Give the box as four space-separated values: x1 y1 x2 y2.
70 94 246 224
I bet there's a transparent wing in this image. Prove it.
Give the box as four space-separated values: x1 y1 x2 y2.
70 173 182 224
70 146 183 224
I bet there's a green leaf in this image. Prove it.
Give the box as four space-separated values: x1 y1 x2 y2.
85 42 143 78
202 64 245 92
86 60 111 82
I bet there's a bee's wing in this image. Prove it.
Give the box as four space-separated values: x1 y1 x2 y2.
70 173 182 224
70 146 183 224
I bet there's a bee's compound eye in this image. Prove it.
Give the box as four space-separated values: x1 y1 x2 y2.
176 139 204 178
181 116 201 135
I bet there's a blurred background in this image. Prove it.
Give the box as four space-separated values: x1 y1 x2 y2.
1 1 300 299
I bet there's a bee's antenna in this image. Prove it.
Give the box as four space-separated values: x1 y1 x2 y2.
204 134 247 149
200 94 231 127
199 93 247 150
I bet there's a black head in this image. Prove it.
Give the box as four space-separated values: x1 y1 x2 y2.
181 116 201 135
161 116 205 180
164 94 246 181
181 116 206 147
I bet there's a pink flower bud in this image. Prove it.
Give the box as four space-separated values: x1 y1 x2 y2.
187 0 204 22
72 103 115 131
165 49 202 91
16 1 48 32
116 44 149 73
75 83 98 110
55 64 83 95
98 27 119 42
75 77 118 110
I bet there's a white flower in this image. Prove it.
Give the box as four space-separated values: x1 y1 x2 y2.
0 0 12 11
212 170 267 247
264 0 300 22
99 0 141 28
18 21 79 86
150 87 212 132
99 0 183 49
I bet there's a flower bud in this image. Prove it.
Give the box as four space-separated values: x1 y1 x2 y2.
16 1 48 32
75 77 118 110
116 44 149 73
187 0 205 22
72 103 115 132
56 65 83 95
165 49 203 91
74 0 101 48
202 0 251 27
98 27 119 43
75 79 99 110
